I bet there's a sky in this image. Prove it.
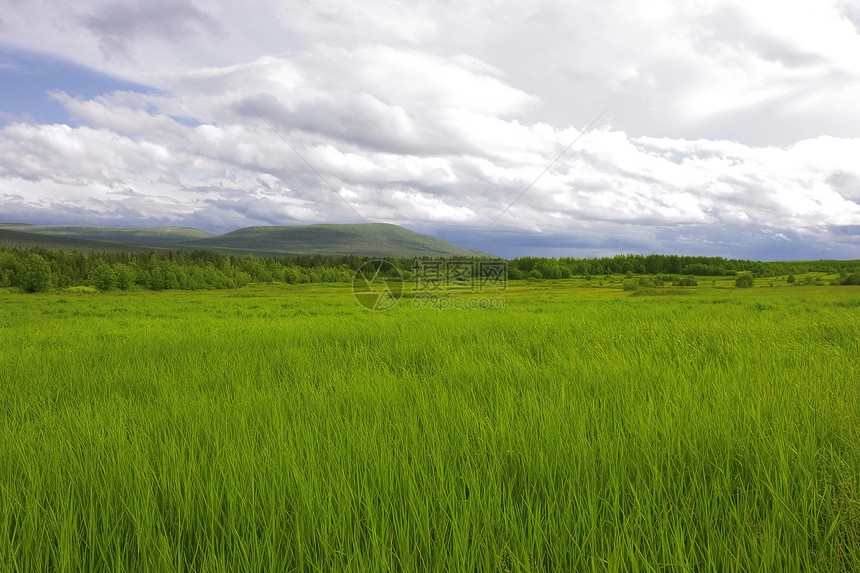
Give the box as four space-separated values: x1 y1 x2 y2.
1 0 860 259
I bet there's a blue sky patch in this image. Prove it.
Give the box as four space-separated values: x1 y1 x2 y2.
0 45 153 125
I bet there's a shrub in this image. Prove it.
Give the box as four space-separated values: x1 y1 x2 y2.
62 286 99 294
735 273 754 288
787 274 796 283
673 277 698 287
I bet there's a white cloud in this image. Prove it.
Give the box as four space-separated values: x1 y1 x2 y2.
1 0 860 257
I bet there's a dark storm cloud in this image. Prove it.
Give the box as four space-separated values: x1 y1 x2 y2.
828 224 860 236
652 224 842 261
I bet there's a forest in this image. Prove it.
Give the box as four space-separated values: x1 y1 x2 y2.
1 245 858 292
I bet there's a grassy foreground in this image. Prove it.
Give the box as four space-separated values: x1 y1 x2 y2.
1 284 859 571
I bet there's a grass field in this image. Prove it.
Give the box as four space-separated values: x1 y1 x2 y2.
1 282 859 571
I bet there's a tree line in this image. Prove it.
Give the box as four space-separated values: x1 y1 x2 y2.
506 254 859 279
0 248 362 293
1 245 858 292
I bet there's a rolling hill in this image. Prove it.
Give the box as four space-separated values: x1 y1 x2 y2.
0 222 493 257
0 229 161 253
0 223 214 243
180 224 490 257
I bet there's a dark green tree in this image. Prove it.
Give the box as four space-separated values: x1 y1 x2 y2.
20 254 54 292
115 263 138 290
149 267 166 291
536 259 562 279
90 263 118 291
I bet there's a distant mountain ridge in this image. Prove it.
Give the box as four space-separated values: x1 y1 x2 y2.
181 224 490 257
0 223 214 243
0 222 493 257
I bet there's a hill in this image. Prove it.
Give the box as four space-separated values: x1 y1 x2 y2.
179 224 490 257
0 222 492 258
0 229 161 253
0 223 214 243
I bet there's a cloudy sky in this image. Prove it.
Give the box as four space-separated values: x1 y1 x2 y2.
2 0 860 259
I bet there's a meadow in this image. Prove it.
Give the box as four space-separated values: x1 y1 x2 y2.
1 280 858 571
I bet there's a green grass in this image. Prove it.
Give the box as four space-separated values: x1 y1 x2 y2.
1 284 858 571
